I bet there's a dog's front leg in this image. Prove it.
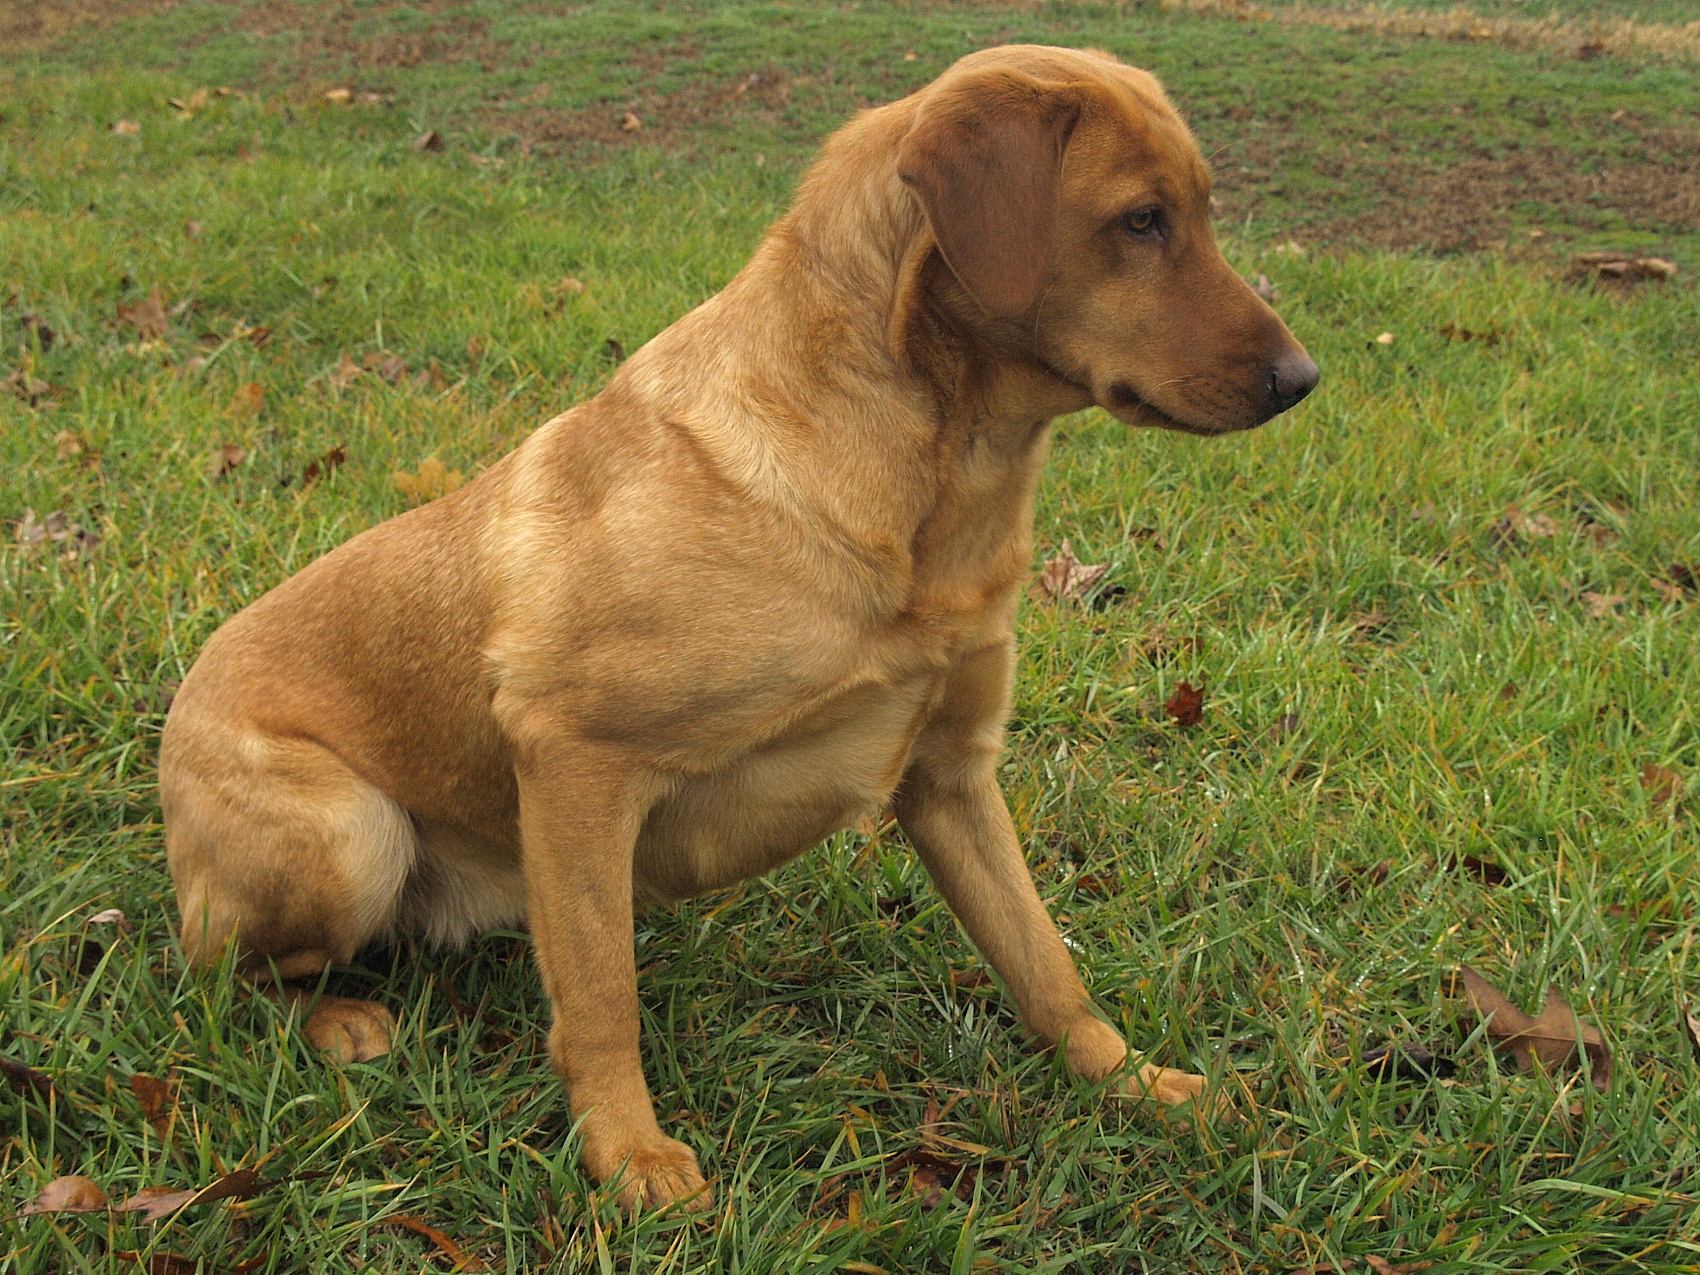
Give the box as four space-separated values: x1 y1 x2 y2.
895 645 1204 1106
515 742 708 1212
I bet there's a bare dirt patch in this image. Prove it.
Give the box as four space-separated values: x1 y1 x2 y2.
0 0 186 52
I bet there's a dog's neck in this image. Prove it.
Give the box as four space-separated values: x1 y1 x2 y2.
620 100 1091 597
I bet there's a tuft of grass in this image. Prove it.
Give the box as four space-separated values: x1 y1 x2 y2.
4 3 1699 1272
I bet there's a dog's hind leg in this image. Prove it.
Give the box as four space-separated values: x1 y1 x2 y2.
161 714 415 1061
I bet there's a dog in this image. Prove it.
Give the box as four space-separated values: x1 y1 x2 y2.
161 44 1317 1211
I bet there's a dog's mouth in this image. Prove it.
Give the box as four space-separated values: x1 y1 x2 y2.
1106 381 1228 437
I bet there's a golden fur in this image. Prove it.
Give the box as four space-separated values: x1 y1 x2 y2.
161 45 1317 1210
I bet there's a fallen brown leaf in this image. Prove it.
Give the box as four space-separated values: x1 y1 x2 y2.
89 907 129 927
14 508 100 556
393 457 464 503
1683 1002 1700 1066
229 381 264 419
1252 273 1281 303
414 129 444 152
116 1253 199 1275
1641 763 1683 809
54 428 86 459
376 355 408 383
1438 322 1501 344
1448 852 1507 886
131 1074 174 1139
168 88 209 114
330 351 362 389
19 312 55 349
1267 713 1301 741
951 968 992 991
301 445 348 488
550 276 586 296
21 1175 109 1215
324 88 352 104
1165 681 1204 728
116 1167 266 1222
881 1149 977 1210
244 325 272 349
465 334 487 362
385 1214 490 1271
604 337 628 363
1030 539 1110 604
111 119 141 135
116 288 168 338
1457 966 1612 1090
1671 564 1698 593
6 367 59 407
1571 252 1679 284
1136 630 1202 664
1366 1257 1432 1275
183 219 203 240
622 111 643 132
1651 579 1685 604
208 443 247 478
1581 590 1625 618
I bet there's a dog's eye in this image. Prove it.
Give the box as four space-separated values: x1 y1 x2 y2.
1122 208 1161 237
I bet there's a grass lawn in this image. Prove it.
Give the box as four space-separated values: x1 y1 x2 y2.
3 2 1699 1272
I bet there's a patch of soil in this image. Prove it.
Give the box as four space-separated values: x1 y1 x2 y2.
0 0 185 51
1207 120 1700 252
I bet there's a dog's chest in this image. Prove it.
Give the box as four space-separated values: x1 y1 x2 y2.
631 669 940 902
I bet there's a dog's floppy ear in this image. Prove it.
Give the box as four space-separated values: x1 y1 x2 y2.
897 68 1083 319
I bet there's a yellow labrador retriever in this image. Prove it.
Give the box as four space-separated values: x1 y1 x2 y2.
161 45 1317 1210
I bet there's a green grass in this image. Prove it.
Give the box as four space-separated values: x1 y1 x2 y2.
4 2 1700 1272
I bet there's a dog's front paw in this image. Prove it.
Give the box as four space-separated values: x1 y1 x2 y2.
301 996 395 1063
1127 1061 1207 1106
590 1134 711 1213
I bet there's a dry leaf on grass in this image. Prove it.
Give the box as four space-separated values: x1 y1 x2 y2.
1490 504 1558 545
1374 331 1395 345
393 457 464 503
603 337 628 363
1439 323 1503 345
550 276 586 296
54 428 86 459
6 367 60 407
324 88 352 104
0 1055 60 1101
18 312 55 349
1457 966 1612 1090
131 1074 174 1139
384 1214 490 1271
300 445 347 488
116 1167 266 1221
1683 1003 1700 1066
116 288 168 338
14 508 100 556
1640 763 1683 809
208 444 247 478
1252 273 1281 303
229 381 264 419
1571 252 1678 284
1580 590 1625 618
89 907 128 927
1165 681 1205 727
168 88 209 115
110 119 141 135
414 129 444 152
1030 540 1110 604
20 1175 109 1215
330 351 363 389
1446 852 1508 886
1366 1257 1433 1275
1360 1043 1455 1081
465 334 487 362
621 111 643 132
116 1253 199 1275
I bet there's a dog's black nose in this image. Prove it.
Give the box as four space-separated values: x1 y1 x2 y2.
1268 354 1319 412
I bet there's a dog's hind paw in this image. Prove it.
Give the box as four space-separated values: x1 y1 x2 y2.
301 996 396 1063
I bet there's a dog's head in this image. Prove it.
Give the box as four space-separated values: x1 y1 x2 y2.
897 46 1317 435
